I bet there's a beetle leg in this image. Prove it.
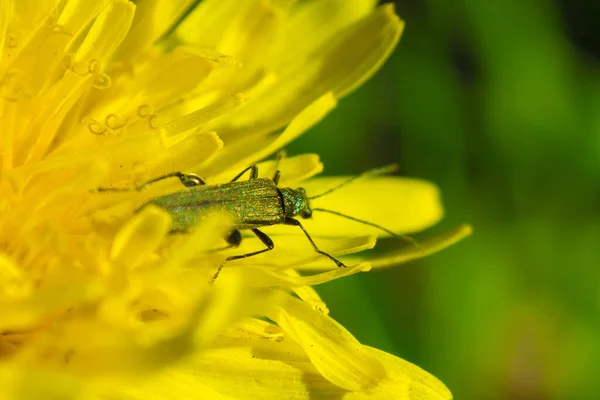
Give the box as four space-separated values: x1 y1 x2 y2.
210 228 274 283
229 164 258 182
275 150 286 163
209 229 242 252
272 150 286 185
272 170 281 186
226 229 242 247
284 217 346 268
96 172 205 192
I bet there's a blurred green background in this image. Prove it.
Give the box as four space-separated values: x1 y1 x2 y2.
288 1 600 399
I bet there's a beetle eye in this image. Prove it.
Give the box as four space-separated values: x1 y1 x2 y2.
298 187 306 194
301 209 312 219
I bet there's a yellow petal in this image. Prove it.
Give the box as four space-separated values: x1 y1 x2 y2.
0 366 83 400
145 131 224 182
109 205 171 268
73 0 135 65
164 93 247 137
0 1 457 398
114 0 195 62
208 153 323 186
175 0 254 48
346 347 452 400
0 0 11 58
287 273 330 315
199 91 337 177
233 262 371 288
266 0 377 69
362 224 472 269
160 212 234 269
262 153 324 186
211 5 402 142
306 176 443 237
87 47 217 126
253 176 442 240
100 312 451 399
94 317 322 399
213 0 282 67
0 282 89 332
325 4 403 98
58 1 113 35
217 234 376 269
299 225 473 271
10 0 53 33
267 294 385 391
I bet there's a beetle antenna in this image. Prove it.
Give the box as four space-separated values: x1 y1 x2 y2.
311 208 422 250
308 164 398 200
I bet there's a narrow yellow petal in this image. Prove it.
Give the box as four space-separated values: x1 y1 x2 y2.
109 205 171 268
74 0 135 65
0 367 83 400
10 0 53 33
199 92 337 177
262 153 324 186
288 274 330 315
366 224 473 269
57 1 112 35
215 0 282 66
0 282 89 332
217 234 376 270
160 213 234 269
208 153 323 186
114 0 195 62
13 128 167 193
0 0 11 58
300 225 473 271
238 262 371 288
262 92 338 158
20 162 109 225
146 131 223 182
175 0 250 48
164 93 247 137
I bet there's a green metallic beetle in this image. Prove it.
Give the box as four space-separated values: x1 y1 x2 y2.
100 156 399 281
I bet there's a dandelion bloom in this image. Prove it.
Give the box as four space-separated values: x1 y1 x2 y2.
0 1 470 399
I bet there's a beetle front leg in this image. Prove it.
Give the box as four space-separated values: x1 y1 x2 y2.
229 165 258 182
284 217 346 268
96 172 205 192
272 150 286 185
210 228 274 283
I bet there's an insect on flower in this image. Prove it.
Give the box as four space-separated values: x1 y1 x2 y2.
99 153 414 281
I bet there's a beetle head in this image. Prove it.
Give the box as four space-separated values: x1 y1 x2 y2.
280 187 312 219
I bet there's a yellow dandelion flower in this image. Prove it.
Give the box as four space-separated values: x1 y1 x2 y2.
0 0 471 399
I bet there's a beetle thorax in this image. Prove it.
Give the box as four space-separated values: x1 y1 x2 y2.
279 188 311 217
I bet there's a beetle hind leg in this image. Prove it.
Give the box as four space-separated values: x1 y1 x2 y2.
210 229 243 253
